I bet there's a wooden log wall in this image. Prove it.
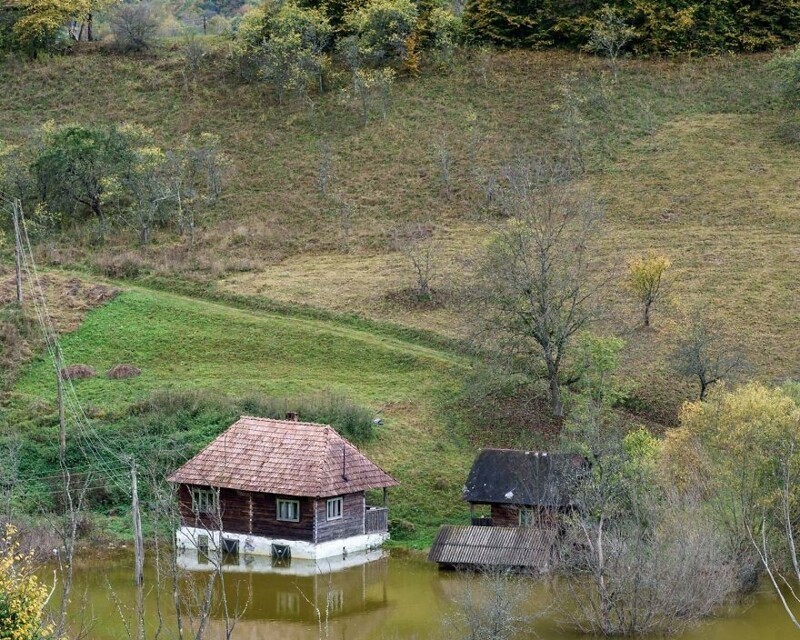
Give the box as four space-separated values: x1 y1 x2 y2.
314 492 365 543
178 484 315 542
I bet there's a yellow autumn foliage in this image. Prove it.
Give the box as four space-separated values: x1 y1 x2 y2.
625 250 670 326
0 525 53 640
664 383 800 503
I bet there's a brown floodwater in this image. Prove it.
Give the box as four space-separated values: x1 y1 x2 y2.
52 549 798 639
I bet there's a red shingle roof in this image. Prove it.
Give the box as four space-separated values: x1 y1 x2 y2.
167 416 398 497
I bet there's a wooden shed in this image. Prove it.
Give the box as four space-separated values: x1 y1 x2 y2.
463 449 586 528
428 448 586 571
167 415 398 562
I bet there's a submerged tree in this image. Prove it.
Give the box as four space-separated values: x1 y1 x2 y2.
472 157 603 417
664 383 800 596
560 401 737 636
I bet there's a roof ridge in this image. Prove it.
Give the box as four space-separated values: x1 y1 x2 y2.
239 414 331 428
315 426 332 497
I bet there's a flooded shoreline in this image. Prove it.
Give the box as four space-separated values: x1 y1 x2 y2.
45 548 800 640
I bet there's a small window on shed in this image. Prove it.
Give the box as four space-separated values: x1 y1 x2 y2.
277 498 300 522
327 497 343 521
519 508 536 527
191 488 217 515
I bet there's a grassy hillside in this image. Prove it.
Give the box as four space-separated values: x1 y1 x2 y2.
1 43 799 538
7 285 475 546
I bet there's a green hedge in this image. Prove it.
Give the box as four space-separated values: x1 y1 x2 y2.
464 0 800 54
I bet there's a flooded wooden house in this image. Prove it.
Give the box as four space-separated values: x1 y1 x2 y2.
168 415 398 561
428 448 585 571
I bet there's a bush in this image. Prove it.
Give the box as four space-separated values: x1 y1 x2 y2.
769 45 800 108
343 0 418 67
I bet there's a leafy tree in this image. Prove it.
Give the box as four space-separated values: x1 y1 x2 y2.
13 0 116 53
664 383 800 593
343 0 417 68
241 1 332 103
116 125 172 245
625 251 670 328
471 157 603 417
0 525 53 640
574 333 626 407
30 123 136 241
560 400 736 637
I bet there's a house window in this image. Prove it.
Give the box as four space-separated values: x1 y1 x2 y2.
519 508 536 527
277 498 300 522
277 591 300 615
327 589 344 614
327 497 343 521
191 488 217 515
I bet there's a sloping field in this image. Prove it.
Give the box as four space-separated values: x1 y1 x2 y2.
1 46 798 427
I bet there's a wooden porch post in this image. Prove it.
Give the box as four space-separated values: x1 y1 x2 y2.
382 487 387 507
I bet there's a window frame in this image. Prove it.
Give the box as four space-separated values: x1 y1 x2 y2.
276 498 300 522
326 496 343 521
191 488 217 515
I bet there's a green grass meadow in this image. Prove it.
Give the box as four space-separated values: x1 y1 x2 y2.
8 287 474 546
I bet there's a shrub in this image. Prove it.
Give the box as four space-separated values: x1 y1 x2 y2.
343 0 418 67
769 45 800 108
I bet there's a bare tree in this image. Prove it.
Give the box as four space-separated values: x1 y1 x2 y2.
443 568 536 640
586 6 635 80
391 223 439 302
434 133 453 200
317 140 335 196
672 313 747 400
471 157 603 417
111 2 159 52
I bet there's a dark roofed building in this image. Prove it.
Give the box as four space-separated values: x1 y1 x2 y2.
463 449 586 526
168 415 398 562
429 448 586 572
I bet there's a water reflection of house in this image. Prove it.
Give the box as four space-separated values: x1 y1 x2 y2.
204 552 393 639
167 414 398 562
429 449 586 571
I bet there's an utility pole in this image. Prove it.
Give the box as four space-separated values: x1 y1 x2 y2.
11 199 22 304
130 457 145 586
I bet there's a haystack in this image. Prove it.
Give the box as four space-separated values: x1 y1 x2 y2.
106 364 141 379
61 364 95 380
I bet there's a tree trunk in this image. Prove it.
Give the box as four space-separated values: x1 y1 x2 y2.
643 301 651 327
87 13 93 41
546 357 564 417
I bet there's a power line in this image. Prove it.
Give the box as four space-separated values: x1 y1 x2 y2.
11 198 133 494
